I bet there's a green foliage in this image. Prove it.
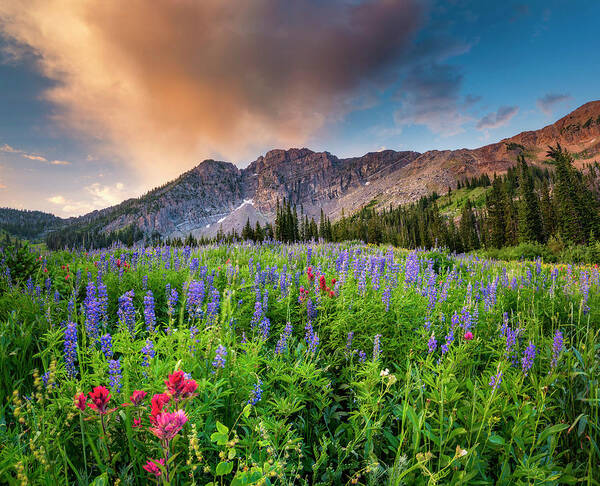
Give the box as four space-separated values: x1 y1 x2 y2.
0 242 598 485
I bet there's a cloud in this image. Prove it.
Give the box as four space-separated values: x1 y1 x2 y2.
0 0 425 183
0 142 71 165
476 106 519 130
23 154 47 161
47 195 66 204
394 64 473 136
47 182 133 216
536 93 570 115
0 144 19 153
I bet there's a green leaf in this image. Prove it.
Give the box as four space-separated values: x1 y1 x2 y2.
243 403 252 418
488 434 505 446
216 420 229 435
216 461 234 476
210 432 228 445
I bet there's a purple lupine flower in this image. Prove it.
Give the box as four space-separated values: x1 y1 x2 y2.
461 307 472 331
108 358 122 393
382 286 391 312
118 290 136 335
142 275 148 291
404 252 420 284
306 298 317 321
67 296 75 321
250 300 263 329
358 266 367 295
42 371 52 389
186 280 205 320
442 328 454 356
372 334 382 361
262 289 269 314
206 289 220 326
521 341 536 376
84 281 100 341
189 257 199 274
100 333 113 359
141 339 155 367
144 290 156 333
550 330 564 370
427 333 437 354
248 378 263 406
345 331 354 356
426 273 437 311
358 350 367 363
259 317 271 340
304 322 319 353
489 370 503 390
275 322 293 354
167 285 178 319
212 345 227 369
64 321 78 378
97 282 108 325
450 311 460 330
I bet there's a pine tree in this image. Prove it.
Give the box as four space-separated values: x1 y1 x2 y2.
517 155 544 243
485 176 506 248
459 199 480 250
242 218 254 241
539 180 555 240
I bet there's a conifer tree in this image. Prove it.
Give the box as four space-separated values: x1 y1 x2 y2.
517 155 544 243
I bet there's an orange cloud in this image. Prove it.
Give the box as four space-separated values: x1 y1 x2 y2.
0 0 423 186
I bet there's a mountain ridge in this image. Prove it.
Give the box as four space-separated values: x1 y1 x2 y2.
2 101 600 242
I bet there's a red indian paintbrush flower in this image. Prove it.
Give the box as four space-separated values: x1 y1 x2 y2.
123 390 147 407
319 275 327 290
149 409 188 441
143 458 165 477
464 331 474 341
149 393 171 424
164 370 197 400
74 392 87 411
87 386 112 414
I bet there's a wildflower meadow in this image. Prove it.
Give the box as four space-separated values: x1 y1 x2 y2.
0 242 598 485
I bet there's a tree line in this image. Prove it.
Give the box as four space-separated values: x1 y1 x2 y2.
45 145 600 254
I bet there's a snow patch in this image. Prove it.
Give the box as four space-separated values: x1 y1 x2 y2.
217 199 255 224
206 224 210 228
365 181 370 186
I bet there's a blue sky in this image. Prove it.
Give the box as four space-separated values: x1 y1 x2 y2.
0 0 599 216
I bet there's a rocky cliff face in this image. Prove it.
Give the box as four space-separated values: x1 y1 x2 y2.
14 101 600 240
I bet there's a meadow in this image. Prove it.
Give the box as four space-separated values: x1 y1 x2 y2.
0 242 598 485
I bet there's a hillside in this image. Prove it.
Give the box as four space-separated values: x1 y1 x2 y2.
4 101 600 244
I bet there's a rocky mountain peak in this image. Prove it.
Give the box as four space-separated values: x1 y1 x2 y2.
8 101 599 242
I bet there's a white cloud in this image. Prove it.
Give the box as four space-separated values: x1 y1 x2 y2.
23 154 48 161
1 142 71 165
46 182 130 216
47 195 66 204
0 144 19 153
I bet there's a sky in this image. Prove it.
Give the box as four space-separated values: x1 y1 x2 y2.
0 0 599 217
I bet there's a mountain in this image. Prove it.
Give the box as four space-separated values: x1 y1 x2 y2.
3 101 600 243
0 208 65 241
